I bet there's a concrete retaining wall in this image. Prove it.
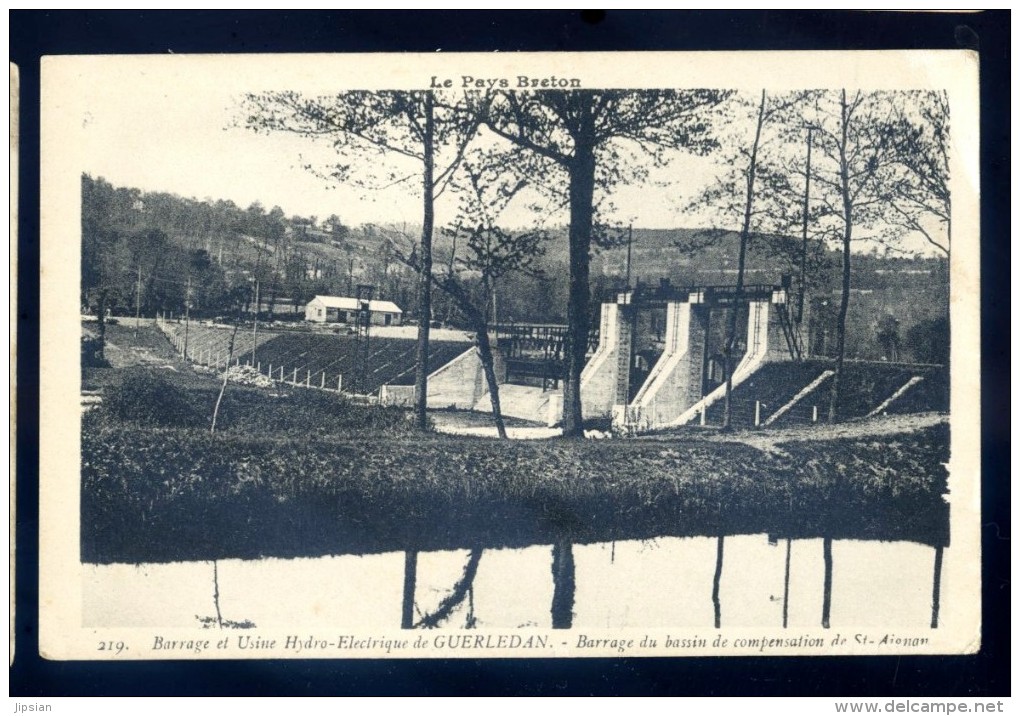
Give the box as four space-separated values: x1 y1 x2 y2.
379 336 501 411
669 300 785 427
580 303 629 419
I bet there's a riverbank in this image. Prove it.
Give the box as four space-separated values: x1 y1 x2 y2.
80 325 951 564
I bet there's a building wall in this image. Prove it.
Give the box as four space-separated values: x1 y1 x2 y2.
426 346 486 409
378 345 482 410
668 299 784 428
303 299 401 326
378 384 414 407
369 311 402 327
305 300 327 322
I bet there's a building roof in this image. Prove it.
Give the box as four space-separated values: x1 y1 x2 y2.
309 295 403 314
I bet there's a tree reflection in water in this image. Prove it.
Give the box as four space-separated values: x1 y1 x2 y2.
551 541 576 629
401 549 483 629
388 499 947 631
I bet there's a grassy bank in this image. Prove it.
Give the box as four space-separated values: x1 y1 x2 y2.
82 380 949 563
80 327 950 565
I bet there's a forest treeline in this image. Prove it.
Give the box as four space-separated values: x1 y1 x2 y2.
81 172 948 365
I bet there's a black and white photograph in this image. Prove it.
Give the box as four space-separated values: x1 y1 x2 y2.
38 49 980 660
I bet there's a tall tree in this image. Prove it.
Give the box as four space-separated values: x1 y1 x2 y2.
81 173 124 354
681 91 811 429
807 90 900 422
482 90 730 436
885 90 951 256
389 154 546 438
239 90 481 430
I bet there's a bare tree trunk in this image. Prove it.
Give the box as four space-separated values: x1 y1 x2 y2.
797 129 814 324
445 233 457 324
828 224 851 423
96 288 108 361
475 326 508 439
562 141 596 438
723 90 766 431
413 91 435 432
211 322 240 434
829 90 853 424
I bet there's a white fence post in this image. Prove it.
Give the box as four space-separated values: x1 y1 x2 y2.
754 401 761 427
292 367 297 384
338 374 343 392
306 369 310 387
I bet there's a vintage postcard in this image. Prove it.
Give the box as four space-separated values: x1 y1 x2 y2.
38 50 979 660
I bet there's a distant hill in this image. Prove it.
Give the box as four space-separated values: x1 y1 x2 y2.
82 175 950 362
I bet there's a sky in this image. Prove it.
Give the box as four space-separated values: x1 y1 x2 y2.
49 52 965 255
68 57 722 232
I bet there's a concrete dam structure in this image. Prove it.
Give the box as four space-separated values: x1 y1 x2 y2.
385 279 806 431
577 281 802 432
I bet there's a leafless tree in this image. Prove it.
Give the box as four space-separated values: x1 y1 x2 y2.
238 89 482 431
682 90 812 429
885 90 951 256
806 90 901 422
384 151 547 438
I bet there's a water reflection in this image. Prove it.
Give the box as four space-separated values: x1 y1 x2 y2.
407 548 483 629
401 551 417 629
931 545 944 629
712 536 724 629
782 538 792 628
550 542 575 629
84 531 948 632
822 537 833 629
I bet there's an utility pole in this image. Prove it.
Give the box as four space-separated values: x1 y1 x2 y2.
797 127 813 324
625 223 634 287
491 281 498 328
445 231 458 324
355 284 374 394
134 264 142 335
252 278 260 364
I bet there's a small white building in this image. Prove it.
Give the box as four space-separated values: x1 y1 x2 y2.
304 295 403 326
